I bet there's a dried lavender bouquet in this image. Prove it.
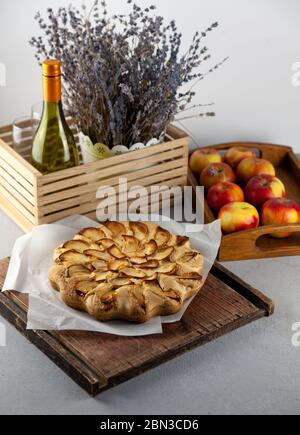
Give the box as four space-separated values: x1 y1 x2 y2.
30 0 226 149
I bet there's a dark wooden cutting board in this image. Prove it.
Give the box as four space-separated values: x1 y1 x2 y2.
0 257 273 396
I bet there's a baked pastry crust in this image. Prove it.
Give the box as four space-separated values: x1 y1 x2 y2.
48 221 204 323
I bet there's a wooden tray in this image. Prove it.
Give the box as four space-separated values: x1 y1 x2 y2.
0 123 189 232
0 257 273 397
188 142 300 261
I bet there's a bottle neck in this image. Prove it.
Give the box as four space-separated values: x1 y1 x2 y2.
42 74 62 103
41 101 64 121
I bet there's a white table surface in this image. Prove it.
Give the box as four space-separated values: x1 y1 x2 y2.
0 209 300 415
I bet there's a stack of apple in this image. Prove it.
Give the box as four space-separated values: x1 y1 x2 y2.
190 147 300 237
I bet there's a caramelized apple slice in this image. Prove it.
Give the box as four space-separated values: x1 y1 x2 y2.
129 221 149 241
108 245 126 259
130 257 148 265
78 227 106 242
144 272 158 281
105 221 126 237
179 251 198 263
111 277 132 287
109 259 129 271
177 278 203 295
176 236 190 247
120 268 147 279
163 290 181 302
170 247 186 262
158 274 186 293
66 265 92 278
123 235 140 253
176 252 204 275
97 238 115 250
57 250 91 264
150 246 174 261
83 249 110 260
91 260 108 270
143 240 158 256
155 226 171 246
83 283 113 300
63 240 89 253
75 280 99 294
92 271 118 282
137 260 160 269
156 263 177 274
86 251 113 262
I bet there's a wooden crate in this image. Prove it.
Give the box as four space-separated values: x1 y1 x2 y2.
189 142 300 261
0 123 189 232
0 257 273 396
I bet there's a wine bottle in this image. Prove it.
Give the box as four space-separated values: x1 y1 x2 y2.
31 59 79 174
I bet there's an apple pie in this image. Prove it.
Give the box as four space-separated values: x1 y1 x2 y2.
48 221 204 323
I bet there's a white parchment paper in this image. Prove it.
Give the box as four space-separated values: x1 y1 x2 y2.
2 215 221 336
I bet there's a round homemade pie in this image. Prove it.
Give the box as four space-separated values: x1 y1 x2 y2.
48 221 204 323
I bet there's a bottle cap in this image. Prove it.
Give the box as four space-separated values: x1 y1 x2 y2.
42 59 61 77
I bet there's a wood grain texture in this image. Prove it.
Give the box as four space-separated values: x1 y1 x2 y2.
188 142 300 261
0 257 273 396
0 125 189 232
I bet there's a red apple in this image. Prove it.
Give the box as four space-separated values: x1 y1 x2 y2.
200 162 236 191
261 198 300 238
207 182 245 211
236 157 275 183
189 148 222 175
218 202 259 234
225 146 256 168
245 174 286 209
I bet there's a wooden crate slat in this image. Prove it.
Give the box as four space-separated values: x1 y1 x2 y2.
38 147 187 197
39 182 184 220
38 178 186 225
38 158 187 207
13 138 32 148
0 178 36 215
0 122 189 232
0 186 36 224
37 167 187 216
82 189 183 222
0 134 13 144
0 170 35 205
38 143 187 193
38 138 187 186
37 146 186 195
0 139 40 182
0 124 13 134
0 157 36 194
0 196 34 232
167 124 190 140
38 176 187 224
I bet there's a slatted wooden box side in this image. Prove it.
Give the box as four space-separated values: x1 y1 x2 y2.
0 125 40 232
0 124 189 232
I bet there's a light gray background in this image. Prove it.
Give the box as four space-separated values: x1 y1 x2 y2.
0 0 300 151
1 210 300 415
0 0 300 416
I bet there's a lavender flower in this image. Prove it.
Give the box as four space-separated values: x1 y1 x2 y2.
30 0 227 148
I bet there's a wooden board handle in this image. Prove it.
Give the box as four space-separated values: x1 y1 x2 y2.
219 224 300 261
